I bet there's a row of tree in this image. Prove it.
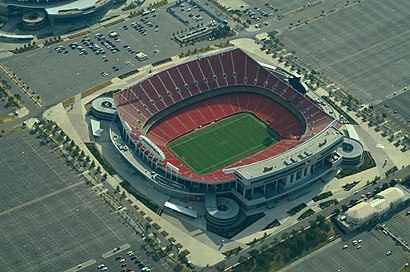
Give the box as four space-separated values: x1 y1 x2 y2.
231 216 331 272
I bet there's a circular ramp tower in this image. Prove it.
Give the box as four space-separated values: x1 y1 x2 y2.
205 191 240 226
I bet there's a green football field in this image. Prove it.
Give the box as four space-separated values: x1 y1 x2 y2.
167 113 280 175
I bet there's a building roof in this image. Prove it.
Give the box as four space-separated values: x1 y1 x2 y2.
346 202 374 224
227 125 343 180
346 187 406 224
164 201 197 218
0 0 110 15
369 198 389 214
376 187 405 205
345 124 360 142
90 119 101 137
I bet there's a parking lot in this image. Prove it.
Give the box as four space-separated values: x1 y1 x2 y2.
279 0 410 103
226 0 328 29
283 211 410 272
168 0 217 27
0 130 167 272
375 90 410 133
89 246 168 272
1 4 222 106
381 209 410 250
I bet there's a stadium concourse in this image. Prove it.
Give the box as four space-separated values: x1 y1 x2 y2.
112 47 350 216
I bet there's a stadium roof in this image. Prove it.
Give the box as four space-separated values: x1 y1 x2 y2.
114 48 338 183
0 0 108 15
227 125 343 180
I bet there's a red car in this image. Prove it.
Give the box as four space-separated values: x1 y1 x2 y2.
116 255 122 260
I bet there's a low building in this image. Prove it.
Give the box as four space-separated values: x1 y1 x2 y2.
337 186 410 232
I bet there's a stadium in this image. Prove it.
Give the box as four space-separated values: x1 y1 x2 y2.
112 48 347 224
0 0 112 29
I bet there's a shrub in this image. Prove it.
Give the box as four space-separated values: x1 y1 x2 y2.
297 208 315 221
223 246 242 257
175 243 183 249
287 203 307 216
312 191 333 202
181 249 190 256
153 222 161 230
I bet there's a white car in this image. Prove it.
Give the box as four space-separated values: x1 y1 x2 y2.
97 264 105 269
342 245 348 249
126 250 133 256
101 267 108 271
119 258 126 263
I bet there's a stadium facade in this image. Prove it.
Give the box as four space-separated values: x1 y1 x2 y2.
0 0 112 29
110 48 352 219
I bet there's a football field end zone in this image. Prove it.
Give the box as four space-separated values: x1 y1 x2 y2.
167 113 280 175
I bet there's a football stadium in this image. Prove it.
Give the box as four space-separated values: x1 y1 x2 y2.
112 48 350 224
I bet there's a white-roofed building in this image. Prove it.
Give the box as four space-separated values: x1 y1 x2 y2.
345 202 373 224
376 187 405 205
338 185 410 232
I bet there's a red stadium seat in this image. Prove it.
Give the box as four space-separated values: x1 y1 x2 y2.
115 48 334 182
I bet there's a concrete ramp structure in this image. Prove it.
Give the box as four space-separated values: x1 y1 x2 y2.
205 191 239 226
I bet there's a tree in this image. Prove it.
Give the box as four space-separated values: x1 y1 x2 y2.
249 249 260 257
145 222 151 231
333 208 340 215
389 179 398 187
165 245 172 254
173 264 183 272
381 182 389 190
178 253 188 263
341 204 348 212
281 232 289 240
316 215 326 225
374 186 381 194
349 199 357 207
238 256 248 262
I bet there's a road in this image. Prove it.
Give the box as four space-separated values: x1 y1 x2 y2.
211 166 410 272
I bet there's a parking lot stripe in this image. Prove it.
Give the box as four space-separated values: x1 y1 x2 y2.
70 189 124 241
0 181 83 217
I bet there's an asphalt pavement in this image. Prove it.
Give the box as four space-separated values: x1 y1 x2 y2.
206 166 410 272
